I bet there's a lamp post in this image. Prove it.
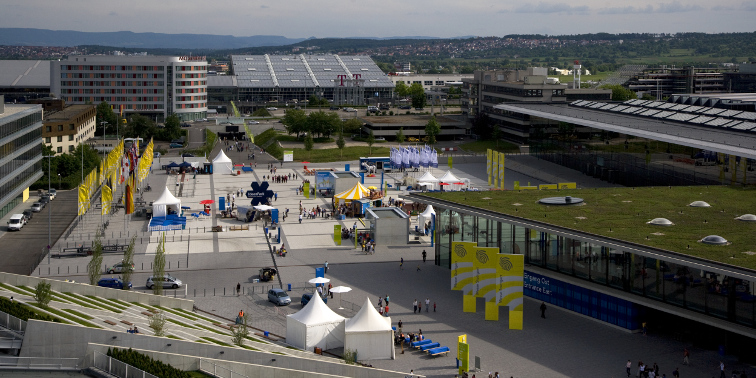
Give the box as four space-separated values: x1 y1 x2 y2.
43 154 53 263
57 173 61 189
100 121 108 154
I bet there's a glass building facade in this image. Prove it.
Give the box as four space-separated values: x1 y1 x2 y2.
425 202 756 331
0 103 44 218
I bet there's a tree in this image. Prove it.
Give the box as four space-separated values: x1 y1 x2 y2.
424 116 441 145
121 236 136 290
34 281 53 308
96 101 118 136
409 83 426 109
152 233 166 296
303 134 314 158
87 236 104 285
148 311 167 337
231 313 250 347
492 126 502 148
123 114 156 140
252 108 271 117
600 84 637 102
394 81 410 98
342 118 362 135
336 132 346 158
163 114 182 141
281 109 308 138
306 111 340 138
395 127 406 143
366 130 375 155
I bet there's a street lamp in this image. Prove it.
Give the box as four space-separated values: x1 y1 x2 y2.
42 154 53 261
57 173 61 189
100 121 108 150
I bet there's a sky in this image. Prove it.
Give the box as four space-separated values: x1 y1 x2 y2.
1 0 755 38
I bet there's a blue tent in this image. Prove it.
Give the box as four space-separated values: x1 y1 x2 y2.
166 162 180 168
178 162 192 168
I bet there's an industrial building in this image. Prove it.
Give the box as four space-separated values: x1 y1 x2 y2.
625 65 734 99
50 55 208 122
0 60 52 103
0 96 43 218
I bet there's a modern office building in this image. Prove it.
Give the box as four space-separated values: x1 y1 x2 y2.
0 96 44 218
42 104 96 155
361 114 467 140
723 64 756 94
410 186 756 362
0 60 52 103
50 55 208 122
388 74 472 92
626 66 733 99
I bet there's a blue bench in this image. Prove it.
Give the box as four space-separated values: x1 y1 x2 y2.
419 342 441 351
427 346 450 356
411 340 432 348
242 167 254 172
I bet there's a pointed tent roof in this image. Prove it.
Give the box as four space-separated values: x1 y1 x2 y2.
153 186 181 206
419 204 435 217
418 172 439 182
439 170 461 183
334 182 370 201
345 298 393 333
288 293 345 326
212 149 232 163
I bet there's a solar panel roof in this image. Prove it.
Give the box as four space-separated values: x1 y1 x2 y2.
705 118 731 127
687 116 715 124
651 111 676 119
730 122 756 131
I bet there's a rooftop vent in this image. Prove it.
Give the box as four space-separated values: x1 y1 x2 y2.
689 201 711 207
538 196 584 206
735 214 756 222
700 235 729 245
647 218 674 226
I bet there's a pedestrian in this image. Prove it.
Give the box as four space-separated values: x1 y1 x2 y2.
720 361 726 378
418 301 422 312
413 299 418 313
425 298 430 312
683 348 689 365
642 321 648 336
384 305 389 316
324 261 329 274
433 302 436 312
400 258 404 270
422 250 427 263
274 193 278 201
329 283 334 299
378 297 383 308
407 369 414 378
398 320 402 330
9 296 13 303
626 360 632 377
379 306 384 316
385 295 390 305
540 301 547 318
236 282 241 296
416 264 421 272
299 214 302 224
672 367 679 378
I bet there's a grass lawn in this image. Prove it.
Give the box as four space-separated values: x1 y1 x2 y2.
421 185 756 269
63 293 122 313
155 305 198 321
459 140 520 153
61 308 94 320
174 308 216 323
201 337 232 347
277 135 334 143
166 318 199 329
28 303 99 328
0 283 36 297
193 323 230 335
289 146 391 163
186 371 213 378
130 302 157 312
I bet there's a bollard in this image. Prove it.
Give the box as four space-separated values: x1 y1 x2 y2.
214 288 216 296
68 267 69 274
48 267 50 275
287 283 291 291
77 266 79 273
224 288 226 296
169 261 171 269
194 289 196 297
204 289 206 297
142 263 144 270
178 261 180 269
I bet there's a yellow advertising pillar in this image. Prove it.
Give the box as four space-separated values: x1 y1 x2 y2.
451 242 478 313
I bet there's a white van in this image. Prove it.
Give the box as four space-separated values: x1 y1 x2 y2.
7 214 25 231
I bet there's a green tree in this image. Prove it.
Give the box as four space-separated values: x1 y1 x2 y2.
424 116 441 145
148 311 167 337
34 281 53 308
96 101 118 136
306 111 340 138
282 109 308 138
492 126 502 148
163 114 182 141
152 233 166 296
87 236 104 285
121 236 136 290
366 130 375 155
303 133 314 158
342 118 362 135
336 132 346 158
409 83 426 109
600 84 637 102
123 114 157 140
231 313 250 347
394 81 410 98
395 127 406 143
252 108 271 117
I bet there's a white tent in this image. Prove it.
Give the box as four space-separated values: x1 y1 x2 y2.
344 298 395 360
286 294 345 351
418 204 436 228
417 172 439 190
212 150 234 175
438 170 461 183
152 187 181 217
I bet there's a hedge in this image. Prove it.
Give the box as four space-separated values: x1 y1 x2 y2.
107 348 190 378
0 297 60 323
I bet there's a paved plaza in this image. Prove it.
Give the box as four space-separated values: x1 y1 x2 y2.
16 139 755 378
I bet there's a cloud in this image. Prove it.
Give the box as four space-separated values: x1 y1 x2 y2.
599 1 702 14
108 11 118 16
511 2 589 14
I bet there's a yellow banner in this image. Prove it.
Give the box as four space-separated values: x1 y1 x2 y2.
451 242 478 293
539 184 557 190
499 153 505 190
473 247 501 301
101 184 112 215
496 254 524 311
77 185 88 216
486 149 492 186
558 182 577 189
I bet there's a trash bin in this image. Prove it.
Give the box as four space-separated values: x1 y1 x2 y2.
273 246 277 254
314 347 322 355
264 331 269 338
287 283 292 291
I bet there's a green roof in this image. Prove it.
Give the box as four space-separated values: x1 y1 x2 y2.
419 186 756 270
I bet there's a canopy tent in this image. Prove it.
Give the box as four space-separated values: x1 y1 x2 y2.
286 294 345 351
438 171 468 191
418 204 436 227
152 187 181 218
418 172 439 182
438 170 461 183
344 297 395 360
165 162 180 168
333 182 370 203
212 150 234 175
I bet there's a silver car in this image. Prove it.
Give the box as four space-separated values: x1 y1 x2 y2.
146 274 183 289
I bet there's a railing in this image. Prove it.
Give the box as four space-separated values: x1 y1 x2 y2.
0 309 27 334
92 351 158 378
199 358 249 378
0 356 79 370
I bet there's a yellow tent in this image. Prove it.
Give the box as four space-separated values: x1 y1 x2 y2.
334 182 370 203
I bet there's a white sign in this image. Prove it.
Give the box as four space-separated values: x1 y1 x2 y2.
283 150 293 162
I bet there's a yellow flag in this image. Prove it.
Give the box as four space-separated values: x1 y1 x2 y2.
78 185 88 216
101 184 112 215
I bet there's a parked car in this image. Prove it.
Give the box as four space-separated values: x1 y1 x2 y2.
248 120 260 125
97 277 132 289
30 203 42 212
181 122 191 128
153 152 161 158
146 274 183 289
301 293 314 307
268 288 291 306
415 107 424 111
329 106 340 111
266 107 278 111
399 105 412 110
48 189 57 200
182 153 195 158
169 143 183 148
39 195 50 206
367 106 379 113
407 137 419 142
343 108 357 112
22 209 33 222
106 261 134 274
7 214 25 231
375 137 386 141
